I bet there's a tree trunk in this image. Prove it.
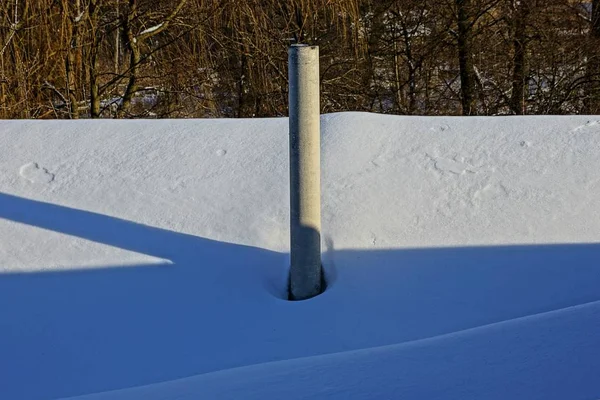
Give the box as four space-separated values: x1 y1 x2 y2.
392 31 405 113
456 0 477 115
586 0 600 113
401 22 417 115
89 0 101 118
236 46 247 118
510 0 529 115
118 0 187 117
65 0 82 119
119 0 139 117
114 0 120 75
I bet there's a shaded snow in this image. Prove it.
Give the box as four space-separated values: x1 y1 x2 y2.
0 113 599 399
66 300 600 400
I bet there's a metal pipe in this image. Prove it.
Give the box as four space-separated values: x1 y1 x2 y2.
288 44 322 300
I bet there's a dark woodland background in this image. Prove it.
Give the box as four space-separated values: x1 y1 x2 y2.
0 0 599 118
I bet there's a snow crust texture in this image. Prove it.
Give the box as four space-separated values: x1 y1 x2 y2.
1 113 599 399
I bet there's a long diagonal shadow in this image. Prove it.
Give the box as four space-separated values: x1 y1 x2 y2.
0 192 260 262
0 192 288 399
0 191 290 294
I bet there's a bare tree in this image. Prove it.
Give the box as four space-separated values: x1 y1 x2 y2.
586 0 600 113
0 0 598 118
456 0 478 115
118 0 187 116
509 0 532 114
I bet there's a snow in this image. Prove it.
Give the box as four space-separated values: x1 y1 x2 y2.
63 300 600 400
74 12 85 23
138 23 163 36
0 113 599 399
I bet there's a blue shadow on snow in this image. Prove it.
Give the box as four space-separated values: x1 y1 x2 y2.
1 192 599 399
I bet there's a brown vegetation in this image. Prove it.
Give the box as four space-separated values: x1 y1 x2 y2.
0 0 597 118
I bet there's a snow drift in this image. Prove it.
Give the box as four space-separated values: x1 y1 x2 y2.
0 113 599 399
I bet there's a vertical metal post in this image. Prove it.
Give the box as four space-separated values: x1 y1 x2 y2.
288 44 322 300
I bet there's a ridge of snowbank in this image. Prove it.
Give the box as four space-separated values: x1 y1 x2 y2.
63 299 600 400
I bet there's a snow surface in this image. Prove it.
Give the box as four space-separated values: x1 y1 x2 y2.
1 113 599 399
